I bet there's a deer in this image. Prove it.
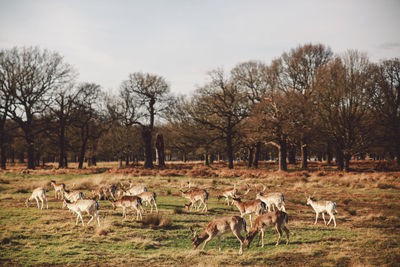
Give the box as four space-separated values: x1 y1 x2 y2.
50 180 66 199
137 191 158 213
181 189 208 212
232 197 266 228
63 189 84 203
306 194 337 227
110 195 143 220
218 183 251 206
123 184 148 196
244 210 289 248
26 187 48 209
189 216 247 255
256 185 286 212
62 199 100 227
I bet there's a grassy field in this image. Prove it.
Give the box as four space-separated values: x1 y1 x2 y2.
0 163 399 266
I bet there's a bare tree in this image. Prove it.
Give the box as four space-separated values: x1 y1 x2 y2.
190 69 250 169
315 51 375 171
119 72 171 169
1 47 74 169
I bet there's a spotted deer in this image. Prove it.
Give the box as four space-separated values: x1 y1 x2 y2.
62 199 100 227
232 197 266 228
110 195 142 220
190 216 247 255
181 189 208 212
26 187 48 209
137 191 158 213
63 189 84 203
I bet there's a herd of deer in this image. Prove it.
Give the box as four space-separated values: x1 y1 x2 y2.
25 180 338 255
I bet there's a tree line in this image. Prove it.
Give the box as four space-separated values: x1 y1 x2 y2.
0 44 399 171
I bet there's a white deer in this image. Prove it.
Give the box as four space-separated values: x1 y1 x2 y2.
137 191 158 213
306 195 337 227
26 187 48 209
63 199 100 227
256 185 286 212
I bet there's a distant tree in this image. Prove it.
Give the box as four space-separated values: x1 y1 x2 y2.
279 43 333 169
190 69 251 169
119 72 172 169
315 51 375 171
0 47 74 169
70 83 105 169
372 58 400 165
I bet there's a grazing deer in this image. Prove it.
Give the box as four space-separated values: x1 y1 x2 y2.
232 197 266 228
50 180 65 199
63 199 100 227
123 184 148 196
92 184 119 201
244 210 289 248
181 189 208 212
217 184 238 206
137 191 158 213
110 195 142 220
26 187 48 209
306 195 337 227
63 189 84 203
256 184 286 212
190 216 246 255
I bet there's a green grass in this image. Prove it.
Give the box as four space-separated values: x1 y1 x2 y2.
0 171 399 266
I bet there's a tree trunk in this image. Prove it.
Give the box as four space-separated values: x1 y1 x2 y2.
227 133 234 169
27 141 35 170
279 137 287 171
58 123 66 168
344 154 351 172
327 142 333 165
336 147 344 171
0 143 6 170
155 133 165 167
204 152 209 166
300 141 308 170
253 142 261 169
125 155 129 167
288 144 296 165
142 127 153 169
248 146 254 168
78 125 89 169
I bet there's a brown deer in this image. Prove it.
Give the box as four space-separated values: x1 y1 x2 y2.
50 180 65 199
232 197 266 228
110 195 142 220
190 216 246 255
181 189 208 212
244 210 289 248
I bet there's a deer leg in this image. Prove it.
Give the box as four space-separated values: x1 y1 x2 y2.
122 207 126 219
154 200 158 213
261 229 265 248
96 211 101 226
218 235 221 251
202 234 214 250
38 196 44 209
282 225 290 245
232 229 244 255
35 197 40 208
314 212 319 224
322 213 327 225
275 225 282 246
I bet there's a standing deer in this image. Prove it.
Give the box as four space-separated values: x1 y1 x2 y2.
137 191 158 213
110 195 143 220
190 216 246 255
123 184 148 196
244 210 289 248
63 190 84 203
50 180 65 199
232 197 265 228
256 184 285 212
181 189 208 212
306 195 337 227
26 187 48 209
217 184 239 206
62 199 100 227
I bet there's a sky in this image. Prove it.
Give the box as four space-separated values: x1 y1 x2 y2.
0 0 399 96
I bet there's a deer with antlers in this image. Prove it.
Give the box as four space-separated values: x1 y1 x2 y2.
232 197 266 228
50 180 66 199
256 184 286 212
26 187 48 209
244 210 289 248
306 193 337 227
181 189 208 212
217 183 250 206
190 216 246 255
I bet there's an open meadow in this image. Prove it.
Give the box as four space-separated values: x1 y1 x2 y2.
0 162 399 266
